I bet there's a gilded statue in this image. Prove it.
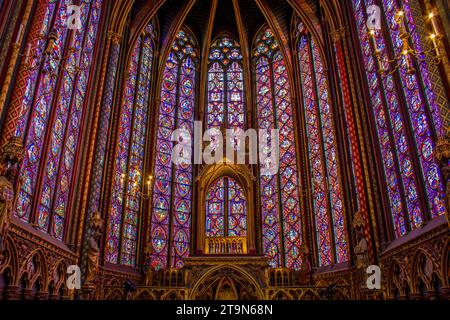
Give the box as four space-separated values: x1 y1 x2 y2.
354 233 369 269
84 211 103 286
0 137 24 257
352 211 369 269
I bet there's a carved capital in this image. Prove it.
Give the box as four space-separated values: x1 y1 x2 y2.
352 211 364 230
0 136 24 167
88 210 103 237
434 135 450 164
107 31 122 45
330 27 346 43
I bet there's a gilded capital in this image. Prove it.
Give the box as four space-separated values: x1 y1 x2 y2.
330 27 346 43
434 135 450 163
0 136 24 165
107 31 122 45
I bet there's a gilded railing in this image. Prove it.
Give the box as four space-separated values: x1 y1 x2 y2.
205 236 247 254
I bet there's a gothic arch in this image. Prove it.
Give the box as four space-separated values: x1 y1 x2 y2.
188 264 264 300
442 237 450 288
251 23 295 96
122 16 160 75
270 289 293 300
214 277 238 300
129 0 165 43
0 236 18 277
134 289 157 300
316 0 347 35
0 236 19 291
298 288 321 300
387 259 411 299
18 250 48 289
333 288 350 300
162 289 183 300
410 248 443 296
48 260 68 297
196 163 256 254
155 1 198 93
201 30 247 118
253 1 294 86
106 289 124 300
287 0 322 42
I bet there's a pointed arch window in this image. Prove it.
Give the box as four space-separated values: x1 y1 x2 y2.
206 34 245 129
296 23 348 266
253 27 303 270
13 1 103 240
205 176 247 238
150 30 198 270
351 0 445 238
106 23 156 266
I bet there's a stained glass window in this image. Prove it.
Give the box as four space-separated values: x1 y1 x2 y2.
206 34 245 129
105 23 156 266
254 27 302 270
351 0 445 238
150 29 198 270
205 176 247 237
296 23 348 266
14 1 103 240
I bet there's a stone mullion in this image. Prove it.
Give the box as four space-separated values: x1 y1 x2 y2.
332 28 377 263
291 32 316 271
340 0 390 254
79 31 122 278
321 20 345 264
139 30 159 271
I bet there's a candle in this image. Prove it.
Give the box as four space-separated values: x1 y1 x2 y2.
15 24 23 45
397 11 406 34
428 12 441 57
430 33 440 56
25 43 31 64
369 30 377 49
368 30 383 72
428 12 440 36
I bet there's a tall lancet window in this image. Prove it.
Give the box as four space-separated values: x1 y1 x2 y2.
150 30 198 270
13 1 103 240
106 23 156 266
254 27 302 270
296 23 349 266
206 34 245 129
351 0 445 238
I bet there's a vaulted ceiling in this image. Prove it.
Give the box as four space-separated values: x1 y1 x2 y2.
123 0 322 48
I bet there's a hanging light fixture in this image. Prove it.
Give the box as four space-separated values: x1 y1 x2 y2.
367 8 443 76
